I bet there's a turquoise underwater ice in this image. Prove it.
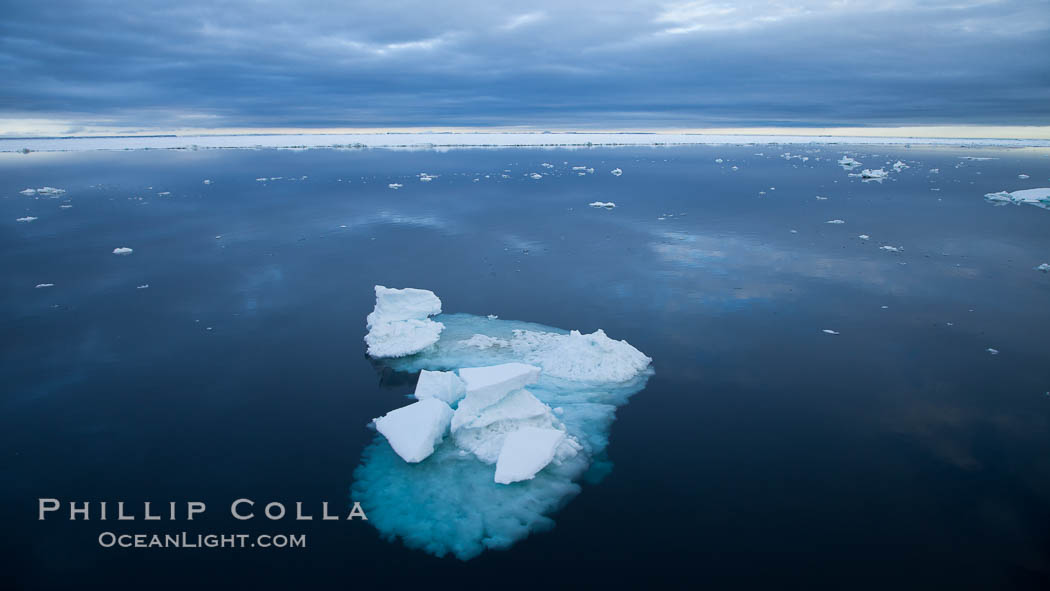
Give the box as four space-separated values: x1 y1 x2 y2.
352 313 652 559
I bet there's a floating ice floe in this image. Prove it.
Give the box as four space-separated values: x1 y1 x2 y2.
529 173 542 180
838 156 862 168
825 219 845 224
858 234 870 240
112 247 133 255
354 291 652 560
541 163 554 169
35 283 54 288
388 183 403 190
823 329 840 335
487 314 498 320
20 187 65 197
880 245 902 252
715 158 723 163
983 188 1050 210
373 399 455 463
610 168 622 176
414 370 466 405
1036 263 1050 273
418 173 436 182
59 204 72 209
815 195 828 200
137 284 149 289
588 201 616 209
986 348 999 355
1018 174 1030 179
16 216 37 222
852 168 889 181
892 161 909 171
364 286 445 358
203 179 212 184
929 168 940 174
255 177 267 182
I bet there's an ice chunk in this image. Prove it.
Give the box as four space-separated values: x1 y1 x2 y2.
1018 174 1030 179
451 389 564 463
610 168 622 176
983 188 1050 210
388 183 403 189
825 219 845 224
365 286 445 358
838 156 861 168
529 173 542 180
458 363 541 409
414 370 466 405
504 328 651 383
588 201 616 209
112 247 133 255
1037 263 1050 273
855 168 888 180
892 160 909 171
986 348 999 355
823 329 840 335
495 427 567 484
35 283 54 288
858 234 870 240
19 188 35 196
203 179 212 184
373 399 454 463
23 187 66 196
16 216 37 222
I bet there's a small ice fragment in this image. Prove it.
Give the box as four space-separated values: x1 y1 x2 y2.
364 286 444 358
16 216 37 222
929 168 939 174
715 158 723 163
487 314 498 319
881 305 889 309
858 234 870 240
1018 174 1030 179
35 283 54 288
59 204 72 209
1036 263 1050 272
731 165 739 170
494 427 567 484
19 189 35 196
857 168 889 180
388 183 403 189
255 178 267 182
373 399 454 463
137 284 149 289
789 229 798 233
529 173 542 180
892 161 909 171
610 168 623 176
838 156 861 167
112 247 133 255
158 191 170 196
203 179 212 184
823 329 840 335
541 163 554 168
458 363 541 409
986 348 999 355
589 201 616 209
815 196 828 200
880 245 902 252
414 370 466 405
825 219 846 224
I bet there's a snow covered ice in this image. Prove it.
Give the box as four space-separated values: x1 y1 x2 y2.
364 286 445 358
983 188 1050 210
373 398 454 463
353 288 652 560
112 247 133 255
589 201 616 209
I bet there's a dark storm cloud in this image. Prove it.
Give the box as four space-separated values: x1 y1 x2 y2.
1 0 1048 132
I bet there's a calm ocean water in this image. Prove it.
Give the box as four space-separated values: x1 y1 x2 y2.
3 145 1049 588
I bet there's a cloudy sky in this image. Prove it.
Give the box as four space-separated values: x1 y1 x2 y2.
1 0 1048 135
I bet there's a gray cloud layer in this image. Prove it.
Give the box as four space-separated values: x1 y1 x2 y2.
1 0 1048 133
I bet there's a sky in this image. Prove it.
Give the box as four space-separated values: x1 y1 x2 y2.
1 0 1049 136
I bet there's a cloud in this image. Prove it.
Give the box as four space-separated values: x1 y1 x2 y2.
0 0 1047 134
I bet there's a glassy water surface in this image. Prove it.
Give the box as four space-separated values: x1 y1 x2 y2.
3 145 1049 588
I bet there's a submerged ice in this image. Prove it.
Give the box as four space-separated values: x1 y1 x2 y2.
353 287 652 560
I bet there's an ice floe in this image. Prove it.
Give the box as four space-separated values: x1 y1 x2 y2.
20 187 65 197
610 168 623 176
852 168 889 181
825 219 845 224
589 201 616 209
353 292 652 560
35 283 54 288
388 183 403 190
1018 174 1030 179
858 234 870 240
986 348 999 355
838 156 862 168
414 370 466 405
892 160 909 171
823 329 840 335
984 188 1050 210
1036 263 1050 273
112 247 133 255
364 286 445 358
373 399 454 463
880 245 902 252
16 216 37 223
529 173 543 180
203 179 212 184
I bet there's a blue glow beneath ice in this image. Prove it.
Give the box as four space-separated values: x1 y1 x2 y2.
352 313 651 559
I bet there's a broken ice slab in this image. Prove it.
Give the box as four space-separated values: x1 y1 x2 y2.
373 398 454 463
495 427 567 485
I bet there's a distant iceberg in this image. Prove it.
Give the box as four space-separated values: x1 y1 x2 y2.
983 188 1050 210
353 288 652 560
